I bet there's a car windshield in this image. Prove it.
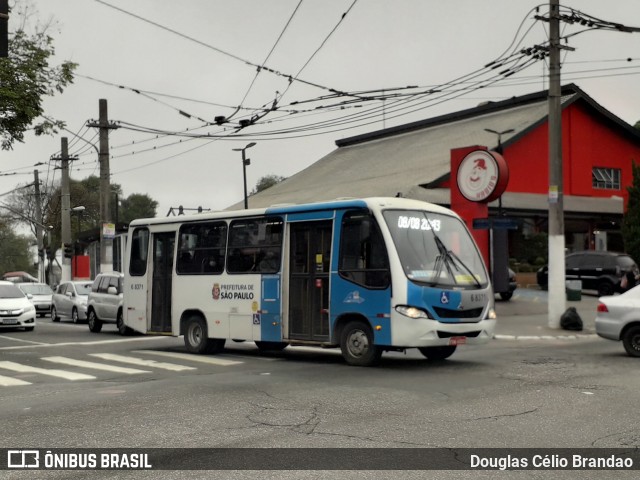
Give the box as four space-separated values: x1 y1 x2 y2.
19 284 53 295
75 283 92 295
383 209 489 288
0 284 27 299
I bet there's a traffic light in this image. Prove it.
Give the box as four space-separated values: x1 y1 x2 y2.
63 243 73 259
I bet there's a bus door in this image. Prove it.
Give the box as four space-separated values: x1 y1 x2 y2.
150 232 175 333
288 221 332 342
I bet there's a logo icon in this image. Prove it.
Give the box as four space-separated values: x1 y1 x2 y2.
440 291 450 304
8 450 39 469
212 283 220 300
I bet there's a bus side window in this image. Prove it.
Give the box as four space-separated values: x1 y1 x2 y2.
130 228 149 276
339 211 390 289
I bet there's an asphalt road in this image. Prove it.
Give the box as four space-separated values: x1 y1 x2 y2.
0 312 638 479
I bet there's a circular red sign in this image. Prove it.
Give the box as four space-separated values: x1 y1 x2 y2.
456 150 509 203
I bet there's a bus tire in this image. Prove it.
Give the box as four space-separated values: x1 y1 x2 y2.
87 310 103 333
255 341 287 352
418 345 457 361
184 316 225 354
340 321 382 366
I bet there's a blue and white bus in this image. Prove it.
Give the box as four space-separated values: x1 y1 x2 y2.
123 197 496 366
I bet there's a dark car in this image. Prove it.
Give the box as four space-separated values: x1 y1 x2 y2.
537 250 638 297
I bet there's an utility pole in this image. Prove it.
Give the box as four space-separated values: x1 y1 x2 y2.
33 170 44 283
88 99 118 274
59 137 72 282
547 0 566 328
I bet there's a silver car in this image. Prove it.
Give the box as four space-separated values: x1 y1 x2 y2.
17 282 54 317
87 272 125 334
51 281 93 323
595 284 640 357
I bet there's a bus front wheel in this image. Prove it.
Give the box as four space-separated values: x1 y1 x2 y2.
340 321 382 367
184 317 225 354
418 345 457 361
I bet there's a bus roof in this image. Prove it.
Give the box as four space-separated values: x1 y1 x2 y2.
127 197 459 228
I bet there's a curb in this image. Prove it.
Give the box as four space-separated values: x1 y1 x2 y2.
493 333 598 341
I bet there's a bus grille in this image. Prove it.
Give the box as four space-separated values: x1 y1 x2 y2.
437 330 481 339
433 307 483 319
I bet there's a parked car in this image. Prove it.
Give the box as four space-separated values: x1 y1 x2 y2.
595 285 640 357
51 281 93 323
496 268 518 301
87 272 125 334
17 282 54 317
537 251 638 297
0 280 36 331
2 271 38 283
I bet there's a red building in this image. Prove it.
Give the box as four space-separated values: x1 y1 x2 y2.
240 84 640 262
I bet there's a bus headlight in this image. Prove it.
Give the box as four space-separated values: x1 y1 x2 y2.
486 307 497 320
395 305 433 320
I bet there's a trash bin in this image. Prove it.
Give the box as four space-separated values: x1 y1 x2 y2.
566 280 582 301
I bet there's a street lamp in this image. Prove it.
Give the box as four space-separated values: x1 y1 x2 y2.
232 142 256 209
484 128 515 154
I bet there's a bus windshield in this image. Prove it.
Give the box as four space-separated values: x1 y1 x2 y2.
383 209 489 288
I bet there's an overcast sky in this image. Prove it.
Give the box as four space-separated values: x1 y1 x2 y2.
2 0 640 220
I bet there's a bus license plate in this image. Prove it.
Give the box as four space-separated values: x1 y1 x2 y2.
449 336 466 346
1 319 18 325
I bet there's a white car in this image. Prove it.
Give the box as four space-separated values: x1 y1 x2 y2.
18 282 54 317
595 284 640 357
52 281 93 323
0 281 37 331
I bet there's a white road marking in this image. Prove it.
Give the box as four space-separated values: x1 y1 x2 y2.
41 356 150 374
0 335 48 345
0 336 173 351
89 353 197 371
133 350 243 366
0 361 95 381
0 374 31 386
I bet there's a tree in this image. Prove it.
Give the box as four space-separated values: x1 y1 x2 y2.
622 160 640 263
119 193 158 224
0 215 35 275
251 174 287 194
0 1 77 150
635 120 640 130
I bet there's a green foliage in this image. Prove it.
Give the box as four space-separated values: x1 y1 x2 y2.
119 193 158 224
251 175 286 194
511 231 548 266
0 218 36 275
622 161 640 263
0 1 77 150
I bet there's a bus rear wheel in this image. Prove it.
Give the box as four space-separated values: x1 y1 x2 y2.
418 345 457 361
340 321 382 366
184 317 225 354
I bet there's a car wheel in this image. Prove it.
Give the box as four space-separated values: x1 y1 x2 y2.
597 281 614 297
72 307 80 324
418 345 457 361
51 306 60 322
88 310 103 333
184 316 225 354
499 291 513 301
116 311 131 336
255 341 288 352
622 326 640 357
340 321 382 366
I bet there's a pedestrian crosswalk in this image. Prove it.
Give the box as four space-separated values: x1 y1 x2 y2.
0 351 245 387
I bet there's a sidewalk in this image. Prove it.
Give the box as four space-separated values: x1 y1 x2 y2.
493 287 600 340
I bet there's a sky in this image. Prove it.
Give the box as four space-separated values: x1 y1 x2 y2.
2 0 640 222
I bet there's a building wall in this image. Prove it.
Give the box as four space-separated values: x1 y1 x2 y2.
501 102 639 209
